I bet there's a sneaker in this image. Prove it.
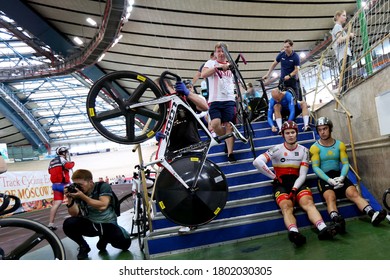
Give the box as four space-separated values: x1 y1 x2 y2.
178 226 197 234
318 225 337 240
288 231 306 247
227 153 237 163
333 216 346 234
48 225 57 231
303 125 312 132
77 245 91 260
371 209 387 226
96 237 108 252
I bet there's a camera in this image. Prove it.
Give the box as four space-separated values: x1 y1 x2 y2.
67 183 81 193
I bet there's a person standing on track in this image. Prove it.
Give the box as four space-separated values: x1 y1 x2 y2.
47 146 75 230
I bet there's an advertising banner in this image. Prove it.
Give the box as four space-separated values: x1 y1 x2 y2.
0 171 53 213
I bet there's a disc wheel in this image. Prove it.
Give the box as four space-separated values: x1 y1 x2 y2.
86 71 167 144
155 156 228 226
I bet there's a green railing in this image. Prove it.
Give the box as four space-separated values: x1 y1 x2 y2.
299 0 390 189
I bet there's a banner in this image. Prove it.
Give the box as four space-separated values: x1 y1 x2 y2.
0 171 53 213
0 143 9 160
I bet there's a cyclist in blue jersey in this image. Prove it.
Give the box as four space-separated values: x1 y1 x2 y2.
310 117 387 233
267 87 310 134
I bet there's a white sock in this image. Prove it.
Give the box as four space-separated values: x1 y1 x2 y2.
315 220 327 231
303 115 309 127
276 118 282 130
288 224 299 232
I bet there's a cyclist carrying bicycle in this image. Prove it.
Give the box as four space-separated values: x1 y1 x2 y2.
155 78 208 157
155 79 208 234
201 42 238 163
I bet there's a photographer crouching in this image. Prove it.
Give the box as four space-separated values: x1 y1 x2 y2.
63 169 131 260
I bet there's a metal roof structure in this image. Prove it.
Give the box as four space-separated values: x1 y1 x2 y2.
0 0 359 153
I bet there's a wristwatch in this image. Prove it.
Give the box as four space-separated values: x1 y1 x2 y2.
66 200 74 208
288 74 292 78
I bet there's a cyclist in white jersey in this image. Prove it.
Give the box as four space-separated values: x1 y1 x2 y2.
201 42 237 162
253 121 337 246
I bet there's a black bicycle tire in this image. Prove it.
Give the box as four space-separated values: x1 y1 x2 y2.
119 193 134 215
137 195 147 251
0 193 10 213
382 188 390 211
86 70 167 144
0 218 66 260
0 194 21 216
243 118 256 159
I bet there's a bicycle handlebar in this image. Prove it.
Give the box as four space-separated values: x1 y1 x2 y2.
159 71 182 95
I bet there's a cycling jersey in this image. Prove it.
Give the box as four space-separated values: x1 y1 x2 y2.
168 100 201 152
204 59 235 103
48 156 75 184
264 143 309 178
267 91 301 127
309 139 349 182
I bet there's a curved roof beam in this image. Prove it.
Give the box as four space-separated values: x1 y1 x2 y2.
0 0 128 82
0 83 50 150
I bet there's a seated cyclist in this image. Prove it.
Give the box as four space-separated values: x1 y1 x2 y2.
267 87 311 134
253 121 337 247
243 82 261 107
310 117 387 232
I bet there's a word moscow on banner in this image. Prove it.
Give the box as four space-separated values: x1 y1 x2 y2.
0 171 53 213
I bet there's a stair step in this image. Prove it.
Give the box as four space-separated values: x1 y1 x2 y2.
143 117 366 259
146 200 361 258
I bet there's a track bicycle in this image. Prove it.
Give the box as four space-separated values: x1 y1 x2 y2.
0 193 66 260
86 69 248 228
217 43 257 159
119 157 155 252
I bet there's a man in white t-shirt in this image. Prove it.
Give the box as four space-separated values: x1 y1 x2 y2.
201 42 237 162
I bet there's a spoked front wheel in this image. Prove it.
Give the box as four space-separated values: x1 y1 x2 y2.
86 71 167 144
0 218 66 260
155 156 228 226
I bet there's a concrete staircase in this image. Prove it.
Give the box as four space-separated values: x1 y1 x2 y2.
144 118 364 259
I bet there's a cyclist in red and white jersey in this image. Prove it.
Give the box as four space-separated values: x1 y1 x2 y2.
47 146 75 230
253 121 337 246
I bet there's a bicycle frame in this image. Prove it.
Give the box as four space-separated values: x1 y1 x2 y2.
130 94 221 192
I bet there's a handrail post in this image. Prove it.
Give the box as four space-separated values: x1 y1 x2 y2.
345 114 360 192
